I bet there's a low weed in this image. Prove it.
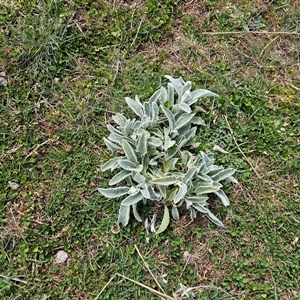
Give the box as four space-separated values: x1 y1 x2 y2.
0 0 299 299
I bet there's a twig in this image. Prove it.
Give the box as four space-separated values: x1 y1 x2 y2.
260 36 279 57
131 14 146 47
271 273 278 300
201 31 300 35
95 244 175 299
178 284 237 299
134 244 167 295
25 139 54 159
74 21 83 34
266 181 300 198
94 273 117 300
94 273 175 300
117 273 174 300
225 116 262 179
0 143 23 160
286 81 300 91
0 274 27 284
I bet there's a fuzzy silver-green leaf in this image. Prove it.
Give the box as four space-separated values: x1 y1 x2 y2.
125 97 143 117
117 205 130 226
161 105 175 130
104 138 122 152
195 182 222 194
122 140 138 163
173 183 188 204
121 191 143 206
101 157 121 172
150 176 177 186
171 206 180 220
155 205 170 235
109 170 131 185
210 168 236 182
98 187 130 198
214 189 230 207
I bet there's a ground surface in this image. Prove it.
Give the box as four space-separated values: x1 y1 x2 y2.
0 0 299 299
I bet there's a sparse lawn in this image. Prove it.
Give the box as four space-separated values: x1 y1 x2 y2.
0 0 299 299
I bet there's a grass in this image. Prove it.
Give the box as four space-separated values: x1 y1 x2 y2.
0 0 299 299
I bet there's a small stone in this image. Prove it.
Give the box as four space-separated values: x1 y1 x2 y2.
54 250 68 264
291 237 299 246
8 181 20 190
0 77 8 87
190 142 200 149
183 250 190 262
213 144 229 154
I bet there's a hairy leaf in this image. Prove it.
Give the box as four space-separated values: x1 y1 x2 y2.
187 89 219 106
160 86 168 103
181 81 192 96
117 205 130 226
157 185 167 199
109 170 131 185
122 140 138 163
121 191 143 206
125 97 143 117
132 203 143 222
161 105 175 130
124 120 133 136
164 157 178 172
196 174 213 182
184 127 197 143
143 101 151 118
171 206 180 220
175 113 195 130
174 183 188 204
177 102 192 114
164 136 176 151
101 157 121 172
108 132 125 144
152 102 159 121
201 151 213 168
192 203 208 214
140 186 150 198
206 165 223 175
226 175 238 184
149 89 161 104
118 159 138 170
107 124 122 135
155 205 170 235
112 113 127 127
98 187 130 198
133 172 146 184
195 182 222 194
210 168 236 182
104 138 122 152
191 116 205 126
148 137 162 147
186 196 209 204
150 176 177 186
207 210 224 227
190 207 197 219
147 185 161 200
183 166 197 183
165 75 185 95
214 189 230 206
165 147 178 160
167 82 174 105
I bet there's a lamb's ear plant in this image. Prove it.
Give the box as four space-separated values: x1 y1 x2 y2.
99 75 238 234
